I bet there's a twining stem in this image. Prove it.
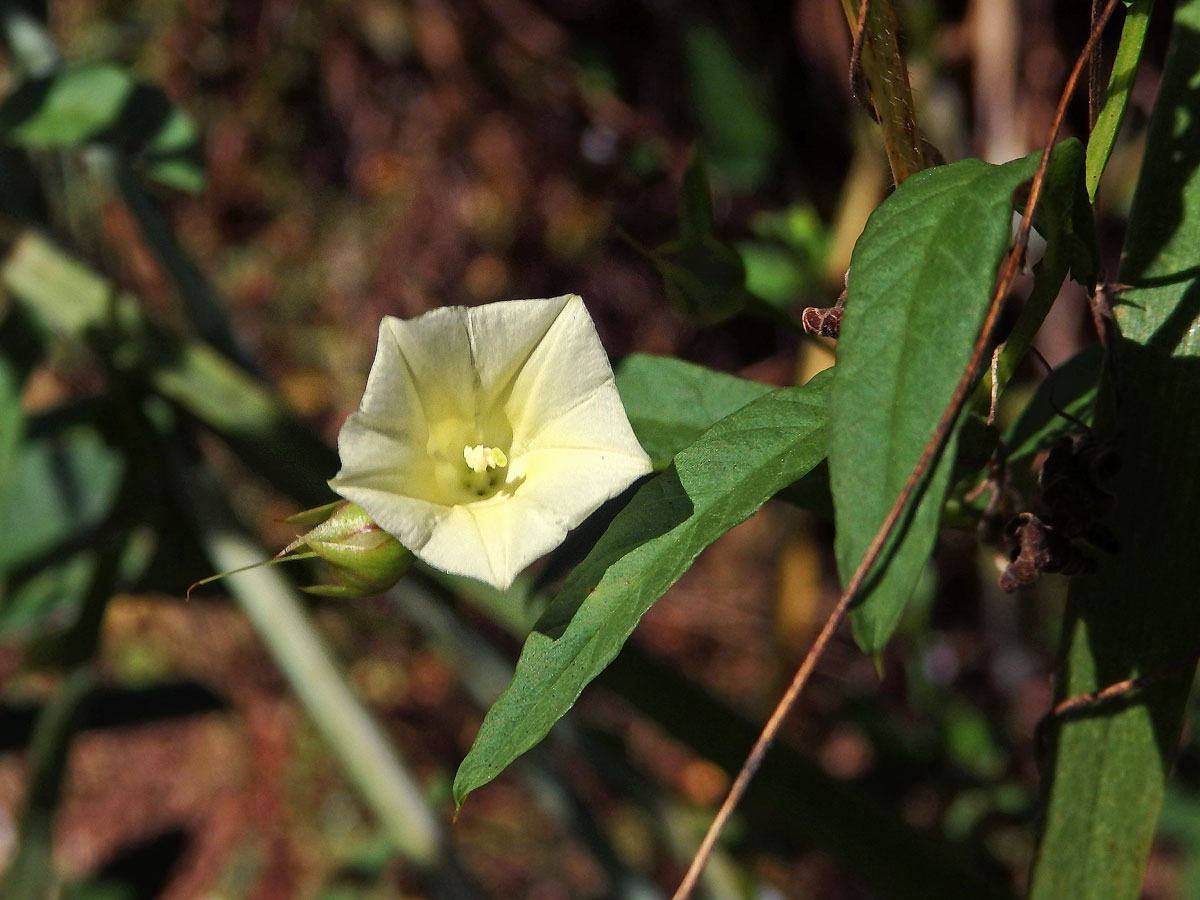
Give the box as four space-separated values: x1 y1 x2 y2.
670 2 1123 896
841 0 930 184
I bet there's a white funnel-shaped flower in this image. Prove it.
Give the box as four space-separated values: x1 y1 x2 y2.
330 295 652 590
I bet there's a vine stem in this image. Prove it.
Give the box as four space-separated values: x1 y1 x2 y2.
840 0 928 183
669 3 1123 896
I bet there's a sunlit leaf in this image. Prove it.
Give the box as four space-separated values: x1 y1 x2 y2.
615 354 772 468
454 371 830 805
1085 0 1155 199
992 140 1099 397
0 63 204 192
831 150 1042 654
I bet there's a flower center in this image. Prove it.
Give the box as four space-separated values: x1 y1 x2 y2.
460 446 508 496
463 444 508 474
459 443 510 497
427 418 513 502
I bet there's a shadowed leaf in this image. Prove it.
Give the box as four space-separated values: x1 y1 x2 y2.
454 371 830 805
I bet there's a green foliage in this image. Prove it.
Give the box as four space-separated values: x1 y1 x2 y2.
657 234 752 325
1086 0 1156 199
830 150 1043 654
0 0 1190 896
0 62 204 192
0 421 124 577
3 234 337 508
453 372 831 805
0 667 95 900
648 147 760 325
682 23 779 190
1003 344 1102 469
1031 3 1200 894
0 553 96 641
991 139 1100 400
0 356 23 512
737 203 831 309
615 353 773 468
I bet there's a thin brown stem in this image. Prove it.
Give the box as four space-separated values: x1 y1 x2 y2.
1039 648 1199 763
848 0 877 121
669 2 1122 896
1089 0 1104 131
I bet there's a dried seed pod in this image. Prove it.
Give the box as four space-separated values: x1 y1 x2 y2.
801 305 844 339
995 432 1118 592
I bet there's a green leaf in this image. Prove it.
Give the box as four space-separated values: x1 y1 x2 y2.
1085 0 1155 199
738 203 831 309
0 422 124 575
1002 343 1103 469
657 234 751 325
830 150 1041 654
682 23 779 191
0 552 95 640
738 241 809 308
0 355 23 510
990 139 1098 400
1035 139 1101 288
3 233 337 508
615 354 773 468
0 666 95 900
453 371 831 805
0 63 204 192
1030 3 1200 895
679 146 714 243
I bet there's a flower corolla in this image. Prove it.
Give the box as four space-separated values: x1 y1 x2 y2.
329 295 652 590
1011 211 1047 270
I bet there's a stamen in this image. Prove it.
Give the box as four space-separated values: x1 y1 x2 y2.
464 444 508 474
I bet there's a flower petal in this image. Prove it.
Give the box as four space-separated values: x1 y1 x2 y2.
502 296 624 447
369 309 478 427
435 498 569 589
331 296 653 591
464 295 573 405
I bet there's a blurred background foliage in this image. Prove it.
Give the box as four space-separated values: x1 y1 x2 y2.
0 0 1192 898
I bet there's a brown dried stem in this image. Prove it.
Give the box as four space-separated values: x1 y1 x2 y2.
841 0 930 183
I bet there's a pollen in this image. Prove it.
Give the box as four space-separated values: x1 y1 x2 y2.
464 444 508 474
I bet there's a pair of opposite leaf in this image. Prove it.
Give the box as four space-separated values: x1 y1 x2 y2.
287 295 653 595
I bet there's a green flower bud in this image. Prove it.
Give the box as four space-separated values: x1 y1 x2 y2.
288 501 414 597
188 501 413 600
